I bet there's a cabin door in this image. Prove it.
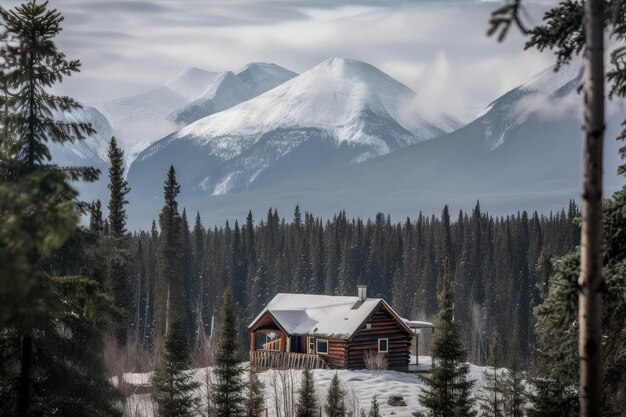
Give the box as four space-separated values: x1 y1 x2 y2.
290 335 303 353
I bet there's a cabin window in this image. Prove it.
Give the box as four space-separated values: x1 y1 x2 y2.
366 323 372 330
308 337 315 354
378 338 388 353
316 339 328 355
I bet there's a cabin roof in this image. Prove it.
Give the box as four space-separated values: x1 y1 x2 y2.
248 293 412 340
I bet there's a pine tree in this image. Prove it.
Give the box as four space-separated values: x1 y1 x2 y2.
0 2 122 416
478 368 505 417
0 176 122 417
212 288 245 417
502 365 526 417
295 368 318 417
107 136 131 344
156 165 183 341
180 209 195 341
244 370 265 417
325 373 346 417
478 336 505 417
107 137 129 238
0 0 98 182
192 211 206 341
367 396 380 417
152 315 199 417
418 260 476 417
89 199 104 232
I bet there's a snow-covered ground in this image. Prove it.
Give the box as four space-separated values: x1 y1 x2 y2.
121 356 489 417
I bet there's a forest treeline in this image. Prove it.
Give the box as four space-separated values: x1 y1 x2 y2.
78 197 580 366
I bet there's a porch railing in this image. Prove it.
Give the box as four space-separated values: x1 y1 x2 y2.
261 338 282 351
252 350 328 370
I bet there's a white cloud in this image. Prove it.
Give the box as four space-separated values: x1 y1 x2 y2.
515 90 581 121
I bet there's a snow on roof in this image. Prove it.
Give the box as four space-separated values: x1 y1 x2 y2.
403 319 434 329
249 293 390 340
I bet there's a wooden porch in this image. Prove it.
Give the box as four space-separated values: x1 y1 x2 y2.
252 350 328 370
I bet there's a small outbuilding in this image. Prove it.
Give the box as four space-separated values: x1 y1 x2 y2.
248 285 418 371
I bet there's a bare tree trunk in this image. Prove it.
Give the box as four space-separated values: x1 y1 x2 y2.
17 334 32 417
579 0 605 415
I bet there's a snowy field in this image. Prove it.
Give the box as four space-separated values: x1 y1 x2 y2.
122 356 489 417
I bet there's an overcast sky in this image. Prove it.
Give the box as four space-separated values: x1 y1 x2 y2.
5 0 556 121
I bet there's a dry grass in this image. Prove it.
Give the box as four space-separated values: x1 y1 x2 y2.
190 333 216 369
363 350 388 374
103 335 154 397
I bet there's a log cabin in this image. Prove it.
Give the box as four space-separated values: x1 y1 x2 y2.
248 285 421 372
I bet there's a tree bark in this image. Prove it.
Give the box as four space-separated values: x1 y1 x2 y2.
579 0 605 415
17 334 32 417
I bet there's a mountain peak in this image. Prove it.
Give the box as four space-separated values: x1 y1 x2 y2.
317 57 381 72
164 67 223 101
520 62 582 94
235 62 297 97
237 62 286 73
308 58 412 95
172 57 453 164
316 57 370 73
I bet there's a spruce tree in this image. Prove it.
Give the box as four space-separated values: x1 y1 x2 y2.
0 2 122 416
212 288 245 417
418 260 476 417
107 137 129 238
478 336 505 417
90 199 104 232
502 365 526 417
478 367 505 417
367 396 380 417
156 165 183 341
107 136 130 344
244 370 265 417
47 276 123 417
325 373 346 417
152 315 199 417
0 0 98 181
180 209 195 341
295 368 318 417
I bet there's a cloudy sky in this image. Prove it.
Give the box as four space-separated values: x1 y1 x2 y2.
5 0 556 121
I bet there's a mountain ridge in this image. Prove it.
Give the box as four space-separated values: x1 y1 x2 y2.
127 57 461 206
126 61 625 229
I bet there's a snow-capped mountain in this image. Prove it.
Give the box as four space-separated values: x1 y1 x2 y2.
49 106 113 166
97 63 297 162
474 62 583 150
48 105 114 202
166 71 252 125
236 63 298 97
127 58 461 208
126 61 624 229
167 64 296 125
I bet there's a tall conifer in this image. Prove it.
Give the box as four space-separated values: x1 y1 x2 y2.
295 368 318 417
418 260 476 417
152 315 199 417
244 370 265 417
212 288 245 417
107 137 129 238
156 165 183 341
107 136 130 343
325 373 346 417
0 2 119 416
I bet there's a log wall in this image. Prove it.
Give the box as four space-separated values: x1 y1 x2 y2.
346 306 411 371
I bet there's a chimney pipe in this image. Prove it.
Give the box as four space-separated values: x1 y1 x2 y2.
357 285 367 301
